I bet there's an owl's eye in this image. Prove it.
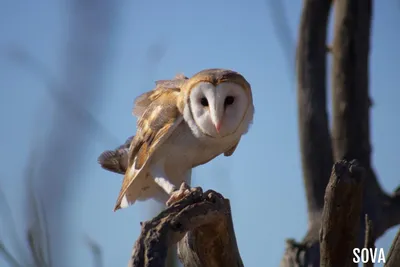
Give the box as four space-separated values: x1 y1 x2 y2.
200 97 209 107
224 96 235 106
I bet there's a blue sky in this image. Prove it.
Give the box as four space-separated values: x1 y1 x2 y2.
0 1 399 267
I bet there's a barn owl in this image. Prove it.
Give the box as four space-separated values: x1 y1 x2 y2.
98 68 254 211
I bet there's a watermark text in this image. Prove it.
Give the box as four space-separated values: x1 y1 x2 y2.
353 248 386 264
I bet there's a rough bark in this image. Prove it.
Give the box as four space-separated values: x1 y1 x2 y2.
295 0 333 226
319 160 365 267
128 186 244 267
281 0 400 266
330 0 386 238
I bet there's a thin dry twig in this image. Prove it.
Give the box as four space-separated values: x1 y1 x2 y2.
363 214 375 267
0 242 21 267
265 0 296 82
4 47 120 147
85 236 104 267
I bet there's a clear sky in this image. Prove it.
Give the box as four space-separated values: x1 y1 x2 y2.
0 1 399 267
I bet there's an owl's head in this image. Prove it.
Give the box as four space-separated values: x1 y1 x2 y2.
181 69 254 139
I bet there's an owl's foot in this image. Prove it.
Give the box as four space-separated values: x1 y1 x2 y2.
166 182 191 206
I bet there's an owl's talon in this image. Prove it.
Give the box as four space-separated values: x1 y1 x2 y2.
166 188 191 206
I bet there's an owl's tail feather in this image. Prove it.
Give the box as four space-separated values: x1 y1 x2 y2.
97 136 134 174
113 165 146 212
97 150 128 175
118 194 135 210
97 150 122 173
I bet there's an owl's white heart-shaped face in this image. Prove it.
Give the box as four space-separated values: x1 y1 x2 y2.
188 81 250 138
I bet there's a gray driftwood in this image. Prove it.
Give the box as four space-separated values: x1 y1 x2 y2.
127 186 244 267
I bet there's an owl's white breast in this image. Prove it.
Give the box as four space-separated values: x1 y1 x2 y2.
151 121 238 183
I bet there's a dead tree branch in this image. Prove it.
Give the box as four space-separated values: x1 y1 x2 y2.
331 0 400 238
128 186 244 267
385 228 400 267
363 215 375 267
295 0 333 226
319 160 365 267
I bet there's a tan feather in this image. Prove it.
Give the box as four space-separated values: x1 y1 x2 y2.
132 74 188 117
181 69 251 95
224 139 240 157
114 88 183 211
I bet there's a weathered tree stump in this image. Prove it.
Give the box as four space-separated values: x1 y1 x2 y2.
281 160 366 267
128 186 243 267
319 160 365 267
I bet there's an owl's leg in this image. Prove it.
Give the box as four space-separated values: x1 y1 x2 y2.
165 169 192 206
149 162 176 196
166 182 192 206
150 162 192 206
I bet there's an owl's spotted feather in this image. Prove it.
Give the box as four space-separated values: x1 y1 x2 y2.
114 87 184 210
132 74 188 117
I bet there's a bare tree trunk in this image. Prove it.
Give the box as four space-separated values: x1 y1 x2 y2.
295 0 333 229
331 0 383 238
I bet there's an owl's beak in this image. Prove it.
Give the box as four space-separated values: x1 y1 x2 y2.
211 113 222 134
215 122 221 133
210 102 223 135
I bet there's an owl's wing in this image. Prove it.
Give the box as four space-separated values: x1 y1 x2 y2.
97 136 134 174
132 74 188 117
114 88 183 211
224 139 240 157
